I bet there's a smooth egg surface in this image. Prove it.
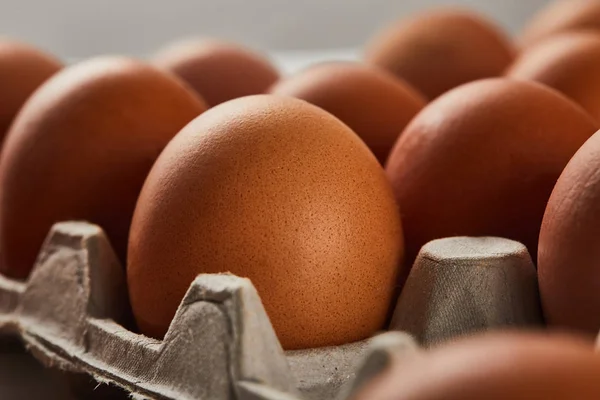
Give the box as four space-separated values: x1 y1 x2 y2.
270 62 426 164
365 8 514 100
0 56 207 279
507 32 600 122
0 39 62 142
539 128 600 335
385 78 597 280
154 38 280 107
352 332 600 400
519 0 600 48
127 95 403 350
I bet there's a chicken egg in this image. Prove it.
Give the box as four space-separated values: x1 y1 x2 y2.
270 62 426 164
127 95 403 350
365 8 514 99
0 57 207 279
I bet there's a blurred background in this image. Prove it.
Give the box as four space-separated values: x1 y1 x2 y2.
1 0 549 59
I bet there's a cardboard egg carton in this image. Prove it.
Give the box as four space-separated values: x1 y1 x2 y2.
0 222 544 400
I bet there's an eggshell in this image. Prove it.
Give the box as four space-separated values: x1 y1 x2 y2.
153 39 280 107
0 39 62 141
507 32 600 122
538 129 600 335
269 62 426 164
385 78 597 279
127 95 403 350
365 8 514 100
0 57 207 279
519 0 600 48
352 332 600 400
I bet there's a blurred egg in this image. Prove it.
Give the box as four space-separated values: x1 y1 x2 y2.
519 0 600 48
0 39 62 142
365 8 514 100
269 62 426 164
127 95 403 350
0 57 207 279
507 32 600 122
351 332 600 400
539 129 600 335
153 39 280 107
385 79 596 278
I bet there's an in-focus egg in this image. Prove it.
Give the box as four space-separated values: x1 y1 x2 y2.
365 8 514 100
385 78 596 280
507 32 600 122
0 39 62 141
0 57 207 279
127 95 403 350
153 39 280 107
352 332 600 400
519 0 600 48
539 129 600 335
270 62 426 164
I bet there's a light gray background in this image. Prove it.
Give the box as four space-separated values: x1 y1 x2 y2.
1 0 551 59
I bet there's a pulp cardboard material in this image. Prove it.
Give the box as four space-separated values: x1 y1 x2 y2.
1 222 299 399
286 339 371 400
0 222 544 399
335 332 418 400
390 237 544 346
0 222 372 400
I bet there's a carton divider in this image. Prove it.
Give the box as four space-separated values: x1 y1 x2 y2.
390 236 543 347
0 222 548 400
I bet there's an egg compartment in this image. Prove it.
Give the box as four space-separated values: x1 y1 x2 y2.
391 236 544 346
0 221 544 400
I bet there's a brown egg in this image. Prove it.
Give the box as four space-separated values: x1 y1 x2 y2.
364 8 514 100
385 78 597 280
507 32 600 122
153 39 280 107
0 57 207 279
352 332 600 400
269 62 426 164
539 129 600 335
127 95 403 350
0 39 62 142
519 0 600 48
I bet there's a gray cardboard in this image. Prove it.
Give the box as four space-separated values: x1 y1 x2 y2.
0 223 547 400
0 274 24 331
390 236 544 347
2 222 298 399
335 332 418 400
237 382 302 400
286 338 371 400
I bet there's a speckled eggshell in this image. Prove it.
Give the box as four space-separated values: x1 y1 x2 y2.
507 32 600 122
352 332 600 400
519 0 600 48
0 39 62 141
127 95 403 350
153 39 280 107
0 57 207 279
269 62 426 164
364 8 514 100
385 78 597 280
539 129 600 335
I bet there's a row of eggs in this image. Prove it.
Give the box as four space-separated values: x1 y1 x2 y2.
0 0 600 358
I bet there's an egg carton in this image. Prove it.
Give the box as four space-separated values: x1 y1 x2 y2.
0 221 544 400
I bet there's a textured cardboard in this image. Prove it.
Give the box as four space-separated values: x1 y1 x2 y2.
0 223 544 399
390 236 544 346
0 222 372 399
335 332 418 400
